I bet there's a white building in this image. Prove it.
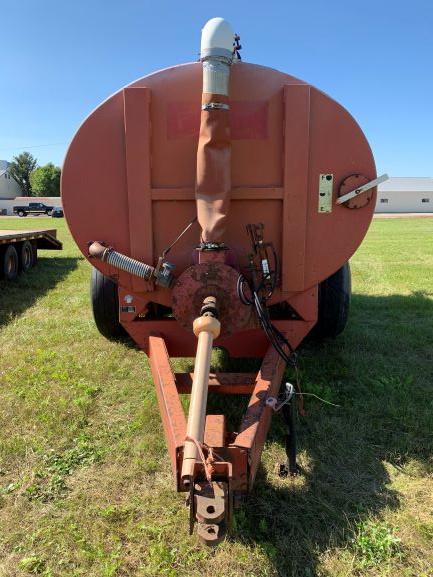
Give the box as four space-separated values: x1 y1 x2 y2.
376 177 433 213
0 160 22 200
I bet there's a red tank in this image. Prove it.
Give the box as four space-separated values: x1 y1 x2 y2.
62 61 377 356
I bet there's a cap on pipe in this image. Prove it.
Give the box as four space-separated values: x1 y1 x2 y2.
200 17 234 61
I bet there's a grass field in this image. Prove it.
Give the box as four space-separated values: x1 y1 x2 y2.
1 216 433 577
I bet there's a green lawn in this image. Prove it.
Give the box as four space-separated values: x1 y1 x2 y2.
0 216 432 577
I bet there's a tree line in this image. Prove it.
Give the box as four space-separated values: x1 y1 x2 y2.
8 152 61 197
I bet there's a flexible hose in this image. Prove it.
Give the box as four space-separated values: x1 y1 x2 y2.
237 273 296 366
106 251 154 280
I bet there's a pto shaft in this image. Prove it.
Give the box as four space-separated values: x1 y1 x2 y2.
181 297 220 482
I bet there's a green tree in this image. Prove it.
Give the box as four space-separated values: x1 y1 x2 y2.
8 152 38 196
30 163 61 197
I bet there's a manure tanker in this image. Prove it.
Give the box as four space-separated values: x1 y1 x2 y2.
62 17 387 544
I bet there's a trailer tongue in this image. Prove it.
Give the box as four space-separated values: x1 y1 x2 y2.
62 18 385 544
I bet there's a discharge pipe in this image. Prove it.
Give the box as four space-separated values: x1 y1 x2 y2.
88 240 174 288
196 17 235 243
181 297 221 482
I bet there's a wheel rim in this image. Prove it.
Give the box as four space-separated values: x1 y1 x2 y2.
23 246 31 268
7 254 17 275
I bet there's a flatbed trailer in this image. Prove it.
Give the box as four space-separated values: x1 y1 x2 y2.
0 228 62 281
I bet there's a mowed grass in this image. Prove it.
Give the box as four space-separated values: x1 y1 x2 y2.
0 216 433 577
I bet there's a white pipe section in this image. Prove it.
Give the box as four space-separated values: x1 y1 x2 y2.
200 17 234 59
200 17 234 96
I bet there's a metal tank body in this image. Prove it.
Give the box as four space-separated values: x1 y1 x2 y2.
62 61 377 357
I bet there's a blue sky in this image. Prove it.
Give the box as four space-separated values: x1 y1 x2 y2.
0 0 432 176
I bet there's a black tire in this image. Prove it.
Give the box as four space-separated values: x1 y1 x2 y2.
46 210 53 216
312 262 351 340
31 242 38 266
91 267 127 340
17 210 26 217
1 244 19 281
19 241 35 273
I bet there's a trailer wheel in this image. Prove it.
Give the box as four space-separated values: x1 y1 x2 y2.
91 267 127 340
312 262 351 340
1 244 19 281
30 241 38 266
17 210 26 217
20 241 35 272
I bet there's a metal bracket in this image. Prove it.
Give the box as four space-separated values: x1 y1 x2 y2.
194 481 229 545
318 173 333 213
266 382 295 412
336 173 389 205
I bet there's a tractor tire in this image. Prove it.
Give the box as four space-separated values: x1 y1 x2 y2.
19 241 35 273
91 267 127 340
312 261 351 340
1 244 19 281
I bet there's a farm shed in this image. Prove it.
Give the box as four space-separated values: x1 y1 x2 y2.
376 177 433 213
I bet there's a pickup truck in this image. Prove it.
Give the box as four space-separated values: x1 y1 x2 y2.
13 202 54 217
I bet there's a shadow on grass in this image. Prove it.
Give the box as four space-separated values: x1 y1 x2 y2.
204 291 433 576
0 256 80 328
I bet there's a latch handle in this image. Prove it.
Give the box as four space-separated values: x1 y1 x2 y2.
336 173 389 205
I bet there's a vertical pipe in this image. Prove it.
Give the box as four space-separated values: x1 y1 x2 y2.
196 18 234 243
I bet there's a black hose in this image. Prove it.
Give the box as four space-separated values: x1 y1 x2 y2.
237 272 296 367
237 274 254 306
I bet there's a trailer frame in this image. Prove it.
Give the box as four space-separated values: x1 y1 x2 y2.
149 332 292 542
0 228 62 250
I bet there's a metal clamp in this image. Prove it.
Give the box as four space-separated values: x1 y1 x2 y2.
201 102 230 111
266 382 295 412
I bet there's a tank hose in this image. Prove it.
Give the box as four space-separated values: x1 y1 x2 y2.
88 240 175 288
106 250 154 280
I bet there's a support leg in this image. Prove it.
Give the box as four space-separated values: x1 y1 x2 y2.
279 400 299 477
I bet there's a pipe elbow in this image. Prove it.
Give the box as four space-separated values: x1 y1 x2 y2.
88 241 110 261
200 17 234 62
